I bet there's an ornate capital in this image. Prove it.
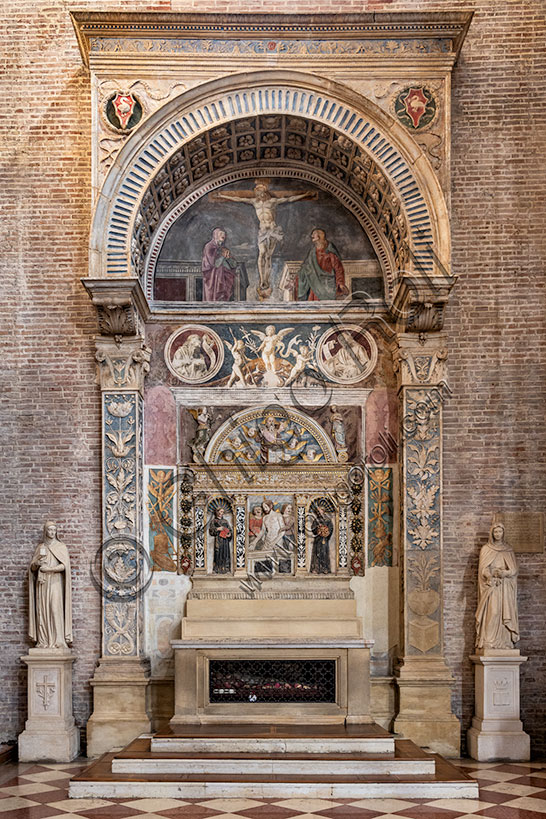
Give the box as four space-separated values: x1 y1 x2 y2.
390 275 457 333
82 278 149 340
391 333 448 391
95 336 151 392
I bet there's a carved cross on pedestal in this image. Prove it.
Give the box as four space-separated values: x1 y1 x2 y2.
36 675 56 710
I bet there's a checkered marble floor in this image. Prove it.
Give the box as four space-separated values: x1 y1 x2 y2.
1 759 546 819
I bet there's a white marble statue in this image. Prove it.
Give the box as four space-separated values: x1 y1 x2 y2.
29 521 73 649
475 522 519 650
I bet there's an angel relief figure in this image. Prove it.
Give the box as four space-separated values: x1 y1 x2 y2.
249 325 294 387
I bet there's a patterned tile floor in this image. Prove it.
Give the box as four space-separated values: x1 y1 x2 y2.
1 759 546 819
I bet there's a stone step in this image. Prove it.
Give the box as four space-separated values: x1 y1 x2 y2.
70 745 479 800
151 723 395 755
112 738 435 776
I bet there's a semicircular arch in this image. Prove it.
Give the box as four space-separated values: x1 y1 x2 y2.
91 70 450 303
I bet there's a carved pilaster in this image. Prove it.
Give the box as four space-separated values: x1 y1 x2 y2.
391 332 460 756
84 280 152 755
295 495 308 573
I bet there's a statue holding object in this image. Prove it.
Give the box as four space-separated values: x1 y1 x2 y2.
475 521 519 651
29 521 72 649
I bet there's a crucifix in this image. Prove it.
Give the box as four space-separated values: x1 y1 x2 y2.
210 179 317 299
36 674 56 710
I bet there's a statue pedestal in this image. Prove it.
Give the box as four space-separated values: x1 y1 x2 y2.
19 648 79 762
467 651 530 761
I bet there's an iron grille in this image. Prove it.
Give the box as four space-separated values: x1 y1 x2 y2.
209 659 336 703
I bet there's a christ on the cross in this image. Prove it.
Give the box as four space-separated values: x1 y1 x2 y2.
210 179 317 299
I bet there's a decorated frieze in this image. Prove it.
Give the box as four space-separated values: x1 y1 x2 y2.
164 322 377 389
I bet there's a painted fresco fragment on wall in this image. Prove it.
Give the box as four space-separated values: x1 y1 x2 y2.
147 468 176 572
153 177 381 304
368 467 394 567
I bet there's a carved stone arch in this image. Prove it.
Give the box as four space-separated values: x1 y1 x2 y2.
90 70 451 306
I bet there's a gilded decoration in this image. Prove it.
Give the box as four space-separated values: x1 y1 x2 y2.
204 405 337 465
368 467 394 567
147 469 176 572
185 464 358 578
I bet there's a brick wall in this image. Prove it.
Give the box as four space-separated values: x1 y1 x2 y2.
1 0 544 753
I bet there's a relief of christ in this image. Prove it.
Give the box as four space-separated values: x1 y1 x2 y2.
210 179 318 300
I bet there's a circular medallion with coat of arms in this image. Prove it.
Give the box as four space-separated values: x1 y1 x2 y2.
393 86 437 131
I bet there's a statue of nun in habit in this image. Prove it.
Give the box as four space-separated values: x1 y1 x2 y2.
29 521 73 649
475 521 519 651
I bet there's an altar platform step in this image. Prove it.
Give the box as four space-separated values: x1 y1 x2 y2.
152 722 395 755
112 736 435 776
70 732 479 799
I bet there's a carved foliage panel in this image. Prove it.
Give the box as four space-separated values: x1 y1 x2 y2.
102 392 144 657
404 388 442 655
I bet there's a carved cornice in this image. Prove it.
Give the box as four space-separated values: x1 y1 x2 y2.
83 278 150 340
389 275 457 333
391 332 448 390
95 335 151 392
71 11 473 69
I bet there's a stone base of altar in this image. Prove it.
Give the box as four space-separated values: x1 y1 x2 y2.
171 576 372 727
170 641 373 728
86 656 151 759
19 648 79 763
467 651 530 761
393 657 461 757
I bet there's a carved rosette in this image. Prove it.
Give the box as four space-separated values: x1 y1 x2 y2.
393 333 447 656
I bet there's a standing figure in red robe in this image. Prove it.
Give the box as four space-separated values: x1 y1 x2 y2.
297 229 349 301
201 227 238 302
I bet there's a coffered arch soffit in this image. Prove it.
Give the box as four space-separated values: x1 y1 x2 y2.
91 71 451 306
